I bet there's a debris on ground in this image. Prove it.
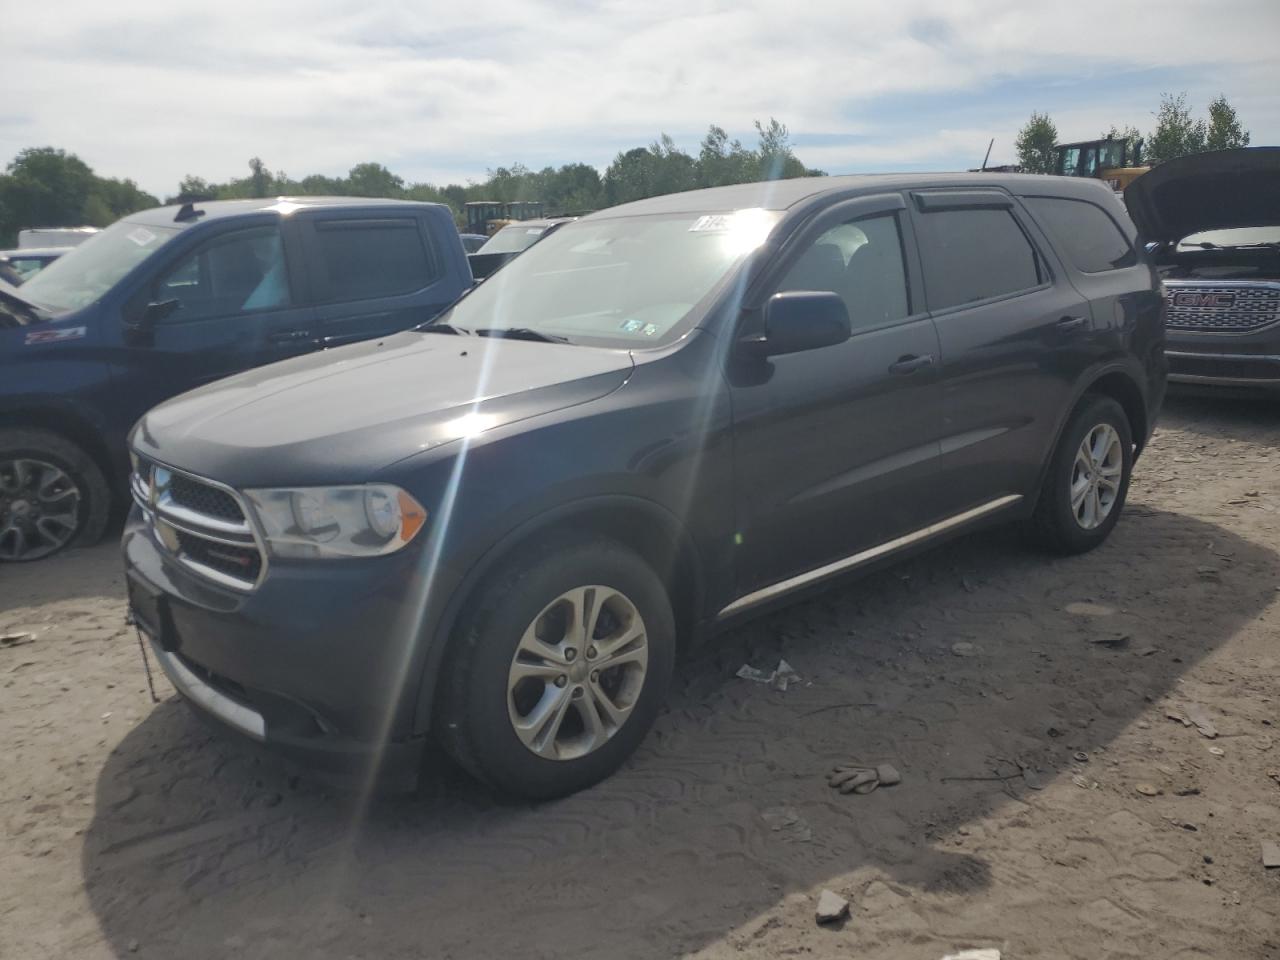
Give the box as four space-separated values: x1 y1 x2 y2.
951 641 977 657
1073 751 1089 763
1184 705 1219 739
1261 840 1280 869
1135 783 1163 797
0 632 34 649
760 806 813 843
1208 746 1225 757
941 949 1001 960
736 659 800 691
1090 633 1130 650
814 888 849 924
828 763 902 795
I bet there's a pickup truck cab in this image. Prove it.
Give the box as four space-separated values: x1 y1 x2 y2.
1 197 472 561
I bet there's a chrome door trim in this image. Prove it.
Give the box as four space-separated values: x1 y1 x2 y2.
717 494 1023 618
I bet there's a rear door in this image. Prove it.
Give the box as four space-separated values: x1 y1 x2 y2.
727 194 944 595
299 213 454 347
908 189 1092 514
122 218 317 416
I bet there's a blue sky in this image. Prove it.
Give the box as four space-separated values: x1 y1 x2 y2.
4 0 1278 196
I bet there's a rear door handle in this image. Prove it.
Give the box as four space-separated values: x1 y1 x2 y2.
268 329 314 344
888 353 934 375
1056 315 1088 333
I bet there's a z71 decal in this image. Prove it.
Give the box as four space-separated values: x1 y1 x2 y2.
24 326 87 345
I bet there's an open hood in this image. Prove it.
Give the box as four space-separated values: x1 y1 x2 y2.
1124 147 1280 243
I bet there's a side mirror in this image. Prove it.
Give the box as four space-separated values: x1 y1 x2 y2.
743 291 851 357
124 298 180 344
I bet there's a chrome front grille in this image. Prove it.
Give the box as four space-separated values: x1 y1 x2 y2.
130 457 265 592
1164 280 1280 332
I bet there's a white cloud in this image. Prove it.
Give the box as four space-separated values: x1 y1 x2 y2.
3 0 1277 195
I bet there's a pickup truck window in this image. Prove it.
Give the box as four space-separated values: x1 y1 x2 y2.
154 226 291 322
313 218 436 303
916 207 1042 310
1024 196 1136 273
777 213 910 330
18 219 181 313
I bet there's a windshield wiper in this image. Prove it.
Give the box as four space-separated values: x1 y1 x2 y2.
419 322 471 336
473 327 572 344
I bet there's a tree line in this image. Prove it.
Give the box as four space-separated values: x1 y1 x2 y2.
1014 92 1251 174
0 119 822 244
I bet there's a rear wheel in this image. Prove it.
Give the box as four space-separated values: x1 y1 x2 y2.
437 536 676 800
0 429 111 562
1026 395 1133 554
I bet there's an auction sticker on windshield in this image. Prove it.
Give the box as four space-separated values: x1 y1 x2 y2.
126 227 158 247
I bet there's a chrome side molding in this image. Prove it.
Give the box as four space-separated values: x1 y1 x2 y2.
717 494 1024 618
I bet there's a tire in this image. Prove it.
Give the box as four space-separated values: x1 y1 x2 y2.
437 535 677 800
1026 394 1133 555
0 429 111 562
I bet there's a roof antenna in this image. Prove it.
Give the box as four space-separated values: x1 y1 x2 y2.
980 138 994 172
174 202 206 223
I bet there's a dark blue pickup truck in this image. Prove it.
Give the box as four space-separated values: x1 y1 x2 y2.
0 197 472 561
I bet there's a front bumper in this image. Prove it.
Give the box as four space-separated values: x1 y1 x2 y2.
1165 329 1280 392
123 507 429 786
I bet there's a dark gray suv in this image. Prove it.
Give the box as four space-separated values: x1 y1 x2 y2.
123 173 1165 799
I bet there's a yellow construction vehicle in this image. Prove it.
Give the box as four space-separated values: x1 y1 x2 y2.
1054 137 1150 193
464 200 548 236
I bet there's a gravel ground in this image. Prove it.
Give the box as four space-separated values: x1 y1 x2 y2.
3 393 1279 960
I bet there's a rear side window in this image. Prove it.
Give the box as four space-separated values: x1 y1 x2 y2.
1024 196 1136 273
312 219 436 303
915 208 1043 310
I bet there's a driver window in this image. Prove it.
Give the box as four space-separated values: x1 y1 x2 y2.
776 213 910 331
154 226 291 321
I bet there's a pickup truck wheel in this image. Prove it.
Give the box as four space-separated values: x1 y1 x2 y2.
0 429 110 562
438 536 676 800
1027 395 1133 555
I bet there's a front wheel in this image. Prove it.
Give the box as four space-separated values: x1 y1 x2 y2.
1026 394 1134 555
437 536 676 800
0 429 111 562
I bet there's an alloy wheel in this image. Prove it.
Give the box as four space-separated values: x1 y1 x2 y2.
506 584 649 761
1070 423 1123 530
0 458 82 560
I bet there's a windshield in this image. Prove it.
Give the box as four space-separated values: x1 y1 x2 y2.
478 224 550 255
19 218 181 312
444 209 779 348
1179 226 1280 250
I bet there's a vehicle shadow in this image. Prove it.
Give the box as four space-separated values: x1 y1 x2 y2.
1160 391 1280 436
80 506 1277 959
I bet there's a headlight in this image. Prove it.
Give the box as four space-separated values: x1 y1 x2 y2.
243 484 427 559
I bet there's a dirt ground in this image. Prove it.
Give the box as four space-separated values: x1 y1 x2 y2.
3 394 1280 960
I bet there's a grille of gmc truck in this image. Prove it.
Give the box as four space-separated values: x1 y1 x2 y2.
1164 281 1280 332
130 457 265 592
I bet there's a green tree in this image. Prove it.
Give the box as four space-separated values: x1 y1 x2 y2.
1015 112 1059 174
345 162 405 197
248 157 272 198
1205 95 1250 151
1146 92 1207 166
173 175 218 202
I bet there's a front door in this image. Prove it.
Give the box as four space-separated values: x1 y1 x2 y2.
727 195 944 597
118 220 317 420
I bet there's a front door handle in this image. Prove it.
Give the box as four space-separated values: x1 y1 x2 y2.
268 329 314 344
1056 315 1088 333
888 353 934 375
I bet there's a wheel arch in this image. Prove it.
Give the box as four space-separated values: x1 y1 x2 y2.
0 405 120 496
411 494 706 735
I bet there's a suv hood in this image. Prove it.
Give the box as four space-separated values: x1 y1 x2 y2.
1124 147 1280 243
132 330 634 486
